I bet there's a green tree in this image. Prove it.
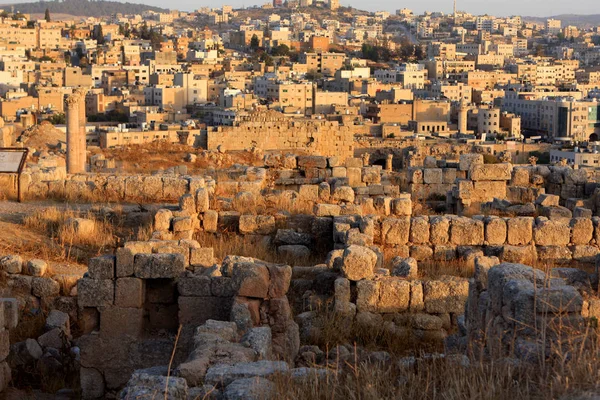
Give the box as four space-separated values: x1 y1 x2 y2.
44 8 51 22
250 34 260 50
271 44 289 56
48 113 65 125
95 25 105 45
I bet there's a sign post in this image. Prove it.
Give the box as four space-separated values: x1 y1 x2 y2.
0 148 29 203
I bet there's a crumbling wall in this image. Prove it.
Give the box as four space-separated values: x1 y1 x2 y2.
463 261 598 361
207 119 355 161
75 239 298 399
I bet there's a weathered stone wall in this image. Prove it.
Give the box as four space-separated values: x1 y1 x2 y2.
207 119 355 161
462 261 598 360
75 239 298 399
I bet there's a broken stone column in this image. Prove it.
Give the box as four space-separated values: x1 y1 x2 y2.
65 94 84 174
386 154 393 171
75 88 88 171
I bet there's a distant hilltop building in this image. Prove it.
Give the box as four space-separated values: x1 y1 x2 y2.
329 0 339 10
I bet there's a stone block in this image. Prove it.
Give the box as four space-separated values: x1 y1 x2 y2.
191 248 215 268
450 217 484 246
570 218 593 245
298 185 319 201
203 210 218 232
443 168 457 184
134 253 185 279
88 255 115 280
485 217 506 245
341 245 377 281
381 217 410 246
507 217 533 246
78 279 114 307
410 216 429 244
32 277 60 298
423 277 469 314
423 168 443 184
459 154 483 171
533 219 570 246
469 163 512 181
177 274 211 296
116 247 135 277
430 216 449 245
115 278 145 308
232 263 270 298
100 306 144 338
500 245 537 265
378 279 410 313
314 204 341 217
392 198 412 216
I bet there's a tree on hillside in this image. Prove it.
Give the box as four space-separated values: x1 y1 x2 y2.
250 34 260 51
95 24 105 44
44 8 51 22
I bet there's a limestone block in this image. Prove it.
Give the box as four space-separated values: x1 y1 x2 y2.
0 255 22 274
32 277 60 298
177 274 211 296
133 253 186 279
203 210 218 232
469 163 512 181
341 245 377 281
179 194 196 214
332 186 355 203
191 248 215 268
88 255 115 280
26 259 47 277
433 245 456 261
298 156 327 169
1 299 18 329
571 245 600 263
378 279 410 313
314 204 341 217
537 246 572 263
511 168 530 186
374 197 392 215
116 247 134 277
459 154 483 171
485 217 506 245
172 217 193 232
362 167 381 184
507 217 533 246
232 263 270 298
347 167 362 186
115 278 145 308
409 281 424 312
500 245 537 265
356 280 379 313
392 198 412 216
472 181 507 202
450 217 484 246
423 277 469 314
196 188 210 213
381 217 410 246
154 209 173 231
570 218 593 245
430 216 450 245
442 168 457 184
298 185 319 202
332 167 347 178
423 168 442 184
100 306 144 338
77 278 114 307
318 182 330 202
410 216 430 244
533 219 570 246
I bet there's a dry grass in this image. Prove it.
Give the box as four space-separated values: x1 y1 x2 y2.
194 231 326 266
273 304 600 400
20 205 152 264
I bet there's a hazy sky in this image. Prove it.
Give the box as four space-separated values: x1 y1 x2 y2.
4 0 597 17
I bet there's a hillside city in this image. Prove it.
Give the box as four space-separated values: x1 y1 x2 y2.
1 1 600 399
